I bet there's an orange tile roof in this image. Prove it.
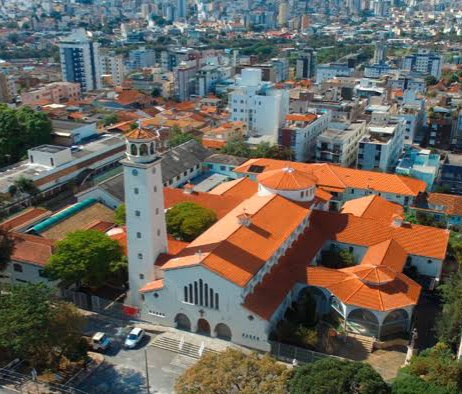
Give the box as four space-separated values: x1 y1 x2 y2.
139 279 164 293
164 188 244 219
202 139 226 149
310 211 449 260
125 127 157 140
427 193 462 216
341 195 404 221
162 194 311 287
258 167 318 191
243 226 325 320
10 232 55 267
307 266 421 311
235 159 426 196
286 113 317 122
84 220 115 233
360 239 408 273
209 177 258 201
1 208 51 231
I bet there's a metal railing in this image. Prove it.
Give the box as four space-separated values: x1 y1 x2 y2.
270 341 345 365
0 368 89 394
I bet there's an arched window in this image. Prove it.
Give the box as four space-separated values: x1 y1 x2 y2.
184 286 188 303
215 293 219 309
199 279 203 306
130 144 138 156
184 280 219 309
194 281 198 305
140 144 148 156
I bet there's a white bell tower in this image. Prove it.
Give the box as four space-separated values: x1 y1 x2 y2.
121 126 168 306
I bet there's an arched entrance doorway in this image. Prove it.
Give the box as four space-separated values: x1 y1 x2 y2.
347 308 380 337
174 313 191 331
214 323 232 340
382 309 409 338
197 318 211 336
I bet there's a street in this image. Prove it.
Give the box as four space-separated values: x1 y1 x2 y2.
80 317 190 394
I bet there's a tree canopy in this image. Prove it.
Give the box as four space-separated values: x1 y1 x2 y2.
289 358 389 394
168 126 197 148
175 348 291 394
102 113 118 126
435 271 462 352
220 136 293 160
114 203 126 226
0 228 14 271
400 344 462 394
0 105 52 166
0 283 86 368
45 230 126 287
166 202 217 242
8 176 39 204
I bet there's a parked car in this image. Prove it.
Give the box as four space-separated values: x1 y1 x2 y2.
124 328 145 349
91 332 111 352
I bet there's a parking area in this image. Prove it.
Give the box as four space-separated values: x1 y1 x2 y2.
80 317 191 394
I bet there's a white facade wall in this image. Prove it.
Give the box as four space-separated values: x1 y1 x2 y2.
0 260 57 287
141 265 271 351
315 65 353 84
100 54 125 86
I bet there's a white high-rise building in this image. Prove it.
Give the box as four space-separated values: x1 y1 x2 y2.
121 127 168 306
100 52 125 86
402 49 442 79
229 68 289 142
58 29 102 93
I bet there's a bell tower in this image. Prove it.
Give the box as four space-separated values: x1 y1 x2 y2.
121 126 168 306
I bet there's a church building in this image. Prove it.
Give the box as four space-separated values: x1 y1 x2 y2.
121 128 449 352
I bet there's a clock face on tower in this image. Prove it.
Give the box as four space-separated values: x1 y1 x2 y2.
132 169 139 176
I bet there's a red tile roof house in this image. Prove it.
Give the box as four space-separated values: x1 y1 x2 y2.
114 131 448 353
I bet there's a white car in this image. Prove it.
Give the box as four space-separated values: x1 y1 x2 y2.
91 332 111 352
124 328 145 349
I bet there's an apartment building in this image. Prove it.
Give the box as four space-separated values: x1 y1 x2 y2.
357 118 405 172
58 29 101 93
316 121 367 167
100 51 125 86
229 68 289 142
280 110 332 162
402 49 442 79
21 82 81 106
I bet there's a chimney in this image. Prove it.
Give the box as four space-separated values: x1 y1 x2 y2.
237 209 251 227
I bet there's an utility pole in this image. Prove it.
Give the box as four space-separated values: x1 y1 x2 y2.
144 349 150 394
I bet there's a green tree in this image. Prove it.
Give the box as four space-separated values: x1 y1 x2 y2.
45 230 126 287
0 283 86 368
175 348 291 394
114 203 126 226
102 113 118 126
0 228 14 271
8 176 39 205
166 202 217 242
151 88 161 97
0 105 52 166
168 126 196 148
408 344 462 391
392 374 452 394
321 245 356 268
436 271 462 352
425 75 438 86
289 358 389 394
221 135 251 157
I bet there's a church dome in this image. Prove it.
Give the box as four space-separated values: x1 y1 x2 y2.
257 166 317 191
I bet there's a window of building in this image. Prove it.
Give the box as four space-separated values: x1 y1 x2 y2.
13 264 22 272
50 158 54 166
220 165 226 171
134 188 139 194
156 208 159 215
132 169 138 176
38 269 46 277
135 210 141 216
139 273 144 279
137 232 141 239
157 229 161 236
183 171 187 176
30 155 34 163
154 186 157 192
138 253 143 259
